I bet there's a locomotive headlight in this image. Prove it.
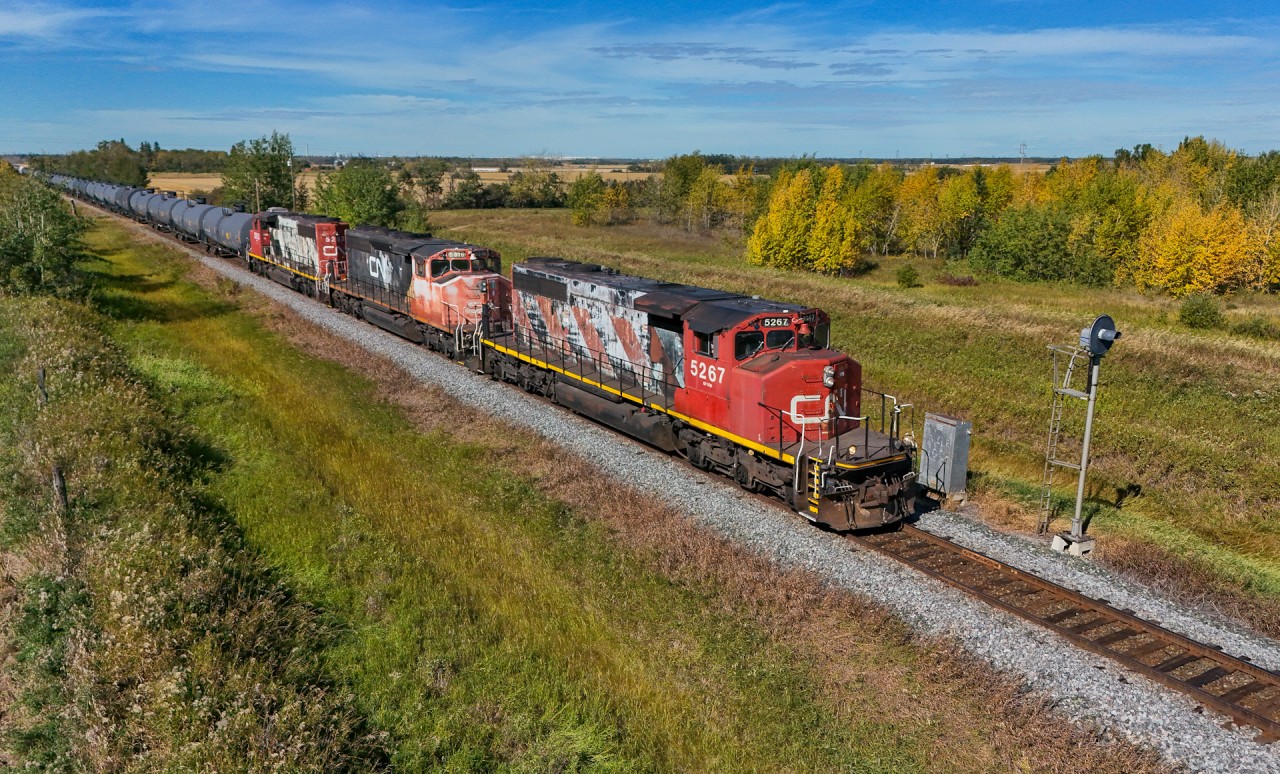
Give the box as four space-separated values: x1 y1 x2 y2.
847 444 857 457
823 365 835 388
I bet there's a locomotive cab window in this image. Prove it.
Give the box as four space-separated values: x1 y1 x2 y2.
766 329 794 350
430 259 448 278
813 322 830 348
451 258 471 273
735 331 764 360
694 331 718 358
415 258 427 278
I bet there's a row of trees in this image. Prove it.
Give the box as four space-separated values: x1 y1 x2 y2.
34 139 150 187
0 163 86 296
33 132 1280 295
568 152 765 231
32 140 232 187
742 138 1280 295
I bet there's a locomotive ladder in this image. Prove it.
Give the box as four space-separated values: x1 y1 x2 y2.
805 457 823 515
1038 346 1089 534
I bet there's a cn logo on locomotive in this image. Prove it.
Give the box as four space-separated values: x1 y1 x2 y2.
368 254 393 280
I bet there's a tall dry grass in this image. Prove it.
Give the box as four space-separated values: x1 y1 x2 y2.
0 295 386 770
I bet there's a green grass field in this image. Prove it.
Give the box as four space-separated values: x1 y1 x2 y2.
0 210 1171 769
38 217 1031 769
429 209 1280 623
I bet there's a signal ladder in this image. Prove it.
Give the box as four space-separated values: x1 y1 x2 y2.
1038 345 1090 534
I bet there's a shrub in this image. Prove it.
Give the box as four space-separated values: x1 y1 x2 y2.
939 273 979 287
1179 293 1225 329
896 264 920 289
1231 314 1280 340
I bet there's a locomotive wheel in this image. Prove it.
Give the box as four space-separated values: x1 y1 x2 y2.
734 463 755 492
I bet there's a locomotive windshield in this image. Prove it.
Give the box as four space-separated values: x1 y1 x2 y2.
426 253 500 277
735 331 764 360
766 329 794 350
735 327 800 360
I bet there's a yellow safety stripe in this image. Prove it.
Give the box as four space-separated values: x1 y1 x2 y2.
835 453 908 470
484 340 797 465
247 251 321 282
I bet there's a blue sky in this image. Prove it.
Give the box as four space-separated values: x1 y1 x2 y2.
2 1 1278 158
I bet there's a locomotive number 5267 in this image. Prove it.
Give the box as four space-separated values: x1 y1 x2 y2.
690 359 725 385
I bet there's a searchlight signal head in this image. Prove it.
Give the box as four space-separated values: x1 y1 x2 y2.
1080 315 1121 357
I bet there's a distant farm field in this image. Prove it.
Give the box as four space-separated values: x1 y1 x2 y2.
147 170 322 196
146 166 651 198
146 161 1049 199
429 208 1280 632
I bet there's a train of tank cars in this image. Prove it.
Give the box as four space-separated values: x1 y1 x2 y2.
41 172 917 530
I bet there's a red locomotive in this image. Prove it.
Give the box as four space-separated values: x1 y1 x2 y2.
51 174 918 530
481 258 916 530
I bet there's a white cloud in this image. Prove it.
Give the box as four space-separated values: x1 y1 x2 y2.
3 2 1279 156
0 2 106 42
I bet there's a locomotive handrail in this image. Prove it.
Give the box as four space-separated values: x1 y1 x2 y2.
510 324 678 411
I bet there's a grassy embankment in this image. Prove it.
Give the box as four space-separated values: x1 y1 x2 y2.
430 209 1280 629
0 209 1173 769
0 296 385 769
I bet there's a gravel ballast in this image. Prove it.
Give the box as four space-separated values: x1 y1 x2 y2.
127 218 1280 773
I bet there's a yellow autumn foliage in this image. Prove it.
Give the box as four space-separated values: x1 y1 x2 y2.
1134 202 1258 296
747 168 816 270
808 166 862 274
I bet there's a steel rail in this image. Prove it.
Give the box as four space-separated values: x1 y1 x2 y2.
850 525 1280 743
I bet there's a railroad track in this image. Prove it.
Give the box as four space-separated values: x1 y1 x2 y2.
850 525 1280 743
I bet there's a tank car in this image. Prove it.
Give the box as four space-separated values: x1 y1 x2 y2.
482 258 915 530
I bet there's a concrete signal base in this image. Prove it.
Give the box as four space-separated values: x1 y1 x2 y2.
1051 532 1096 557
